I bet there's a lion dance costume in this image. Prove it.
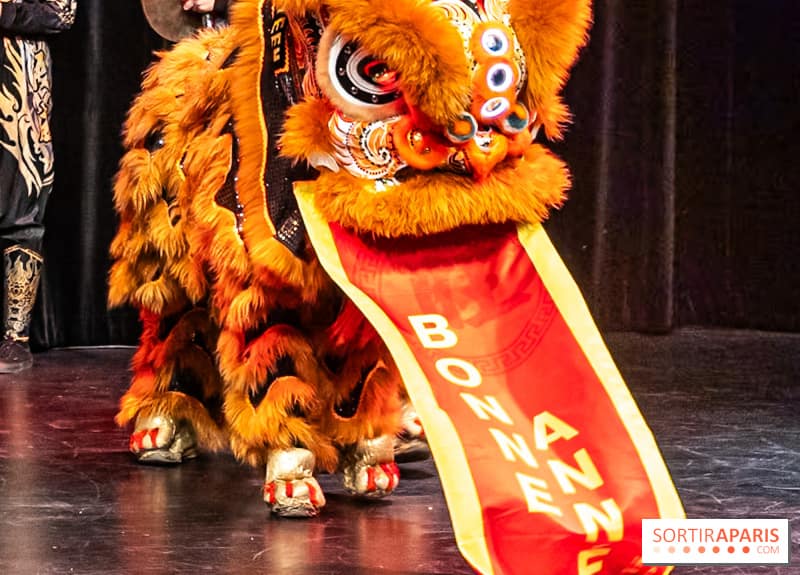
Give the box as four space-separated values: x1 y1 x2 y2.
110 0 684 573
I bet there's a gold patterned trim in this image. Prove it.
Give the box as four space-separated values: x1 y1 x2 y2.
4 246 43 342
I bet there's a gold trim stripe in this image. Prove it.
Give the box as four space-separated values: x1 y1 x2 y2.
517 222 686 530
227 0 276 244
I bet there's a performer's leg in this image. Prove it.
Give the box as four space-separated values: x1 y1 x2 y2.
0 220 46 373
316 300 402 496
216 314 337 517
117 307 228 463
0 244 43 372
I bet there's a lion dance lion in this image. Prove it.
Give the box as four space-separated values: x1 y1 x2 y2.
110 0 591 520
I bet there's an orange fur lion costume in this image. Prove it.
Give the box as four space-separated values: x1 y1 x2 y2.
109 0 683 575
111 0 587 496
110 1 684 572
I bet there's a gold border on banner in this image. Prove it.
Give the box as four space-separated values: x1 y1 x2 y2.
516 223 685 531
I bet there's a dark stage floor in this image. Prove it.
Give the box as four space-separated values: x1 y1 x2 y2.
1 328 798 574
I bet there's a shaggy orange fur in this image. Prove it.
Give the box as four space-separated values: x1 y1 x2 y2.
112 10 391 471
217 325 339 470
110 0 592 509
316 346 402 449
107 29 237 314
308 145 569 237
278 97 335 163
314 301 402 447
272 0 323 17
115 308 227 452
508 0 593 139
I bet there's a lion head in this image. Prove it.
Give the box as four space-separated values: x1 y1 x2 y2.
243 0 592 237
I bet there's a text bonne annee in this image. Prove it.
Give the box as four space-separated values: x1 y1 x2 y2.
409 314 627 575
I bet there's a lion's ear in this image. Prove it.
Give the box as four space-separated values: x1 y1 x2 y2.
278 97 337 168
509 0 592 140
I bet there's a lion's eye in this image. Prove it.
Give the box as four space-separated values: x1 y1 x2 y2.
486 62 514 93
480 97 511 121
364 60 397 86
481 28 510 57
317 33 404 121
334 40 401 104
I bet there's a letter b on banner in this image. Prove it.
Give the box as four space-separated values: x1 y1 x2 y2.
409 314 458 349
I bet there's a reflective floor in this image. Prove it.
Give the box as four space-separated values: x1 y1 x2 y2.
0 329 798 574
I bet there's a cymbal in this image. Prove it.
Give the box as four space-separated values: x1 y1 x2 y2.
141 0 204 42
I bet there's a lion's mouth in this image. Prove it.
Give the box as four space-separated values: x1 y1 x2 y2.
323 108 541 185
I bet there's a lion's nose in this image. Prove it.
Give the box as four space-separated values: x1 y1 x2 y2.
444 21 530 147
473 61 517 122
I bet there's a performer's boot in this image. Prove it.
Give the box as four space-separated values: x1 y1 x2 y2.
0 246 43 373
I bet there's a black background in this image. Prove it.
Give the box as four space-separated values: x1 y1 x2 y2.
31 0 800 347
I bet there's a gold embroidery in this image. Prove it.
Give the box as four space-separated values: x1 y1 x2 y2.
0 39 55 196
53 0 78 28
4 247 43 342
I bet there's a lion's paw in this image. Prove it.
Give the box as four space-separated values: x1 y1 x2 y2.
342 435 400 498
264 448 326 518
263 477 326 518
343 461 400 497
129 414 198 464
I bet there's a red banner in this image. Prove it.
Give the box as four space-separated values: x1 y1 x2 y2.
295 185 684 575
